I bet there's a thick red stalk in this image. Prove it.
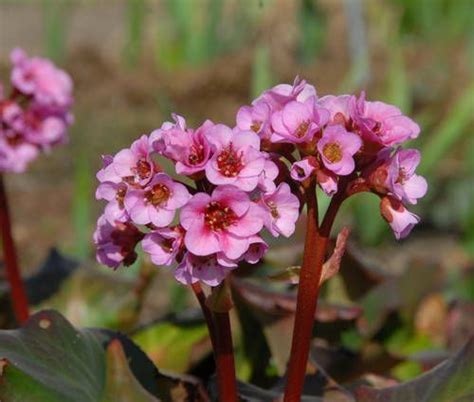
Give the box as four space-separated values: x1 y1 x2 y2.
191 282 217 351
191 282 237 401
0 174 29 324
284 181 346 402
213 310 238 402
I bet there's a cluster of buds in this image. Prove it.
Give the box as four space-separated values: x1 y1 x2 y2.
95 77 427 284
0 48 73 173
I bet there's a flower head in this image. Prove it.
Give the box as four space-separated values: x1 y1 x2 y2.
259 183 300 237
380 196 420 240
290 158 316 182
125 173 190 227
254 77 317 110
94 215 144 269
175 252 236 286
10 48 73 109
317 125 362 175
180 185 264 259
98 135 157 186
205 124 266 191
271 97 329 144
142 226 185 266
236 102 272 139
353 93 420 147
387 149 427 205
0 49 73 173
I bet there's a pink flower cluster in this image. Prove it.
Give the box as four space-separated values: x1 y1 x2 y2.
95 77 427 285
0 48 73 173
237 78 427 239
94 116 299 286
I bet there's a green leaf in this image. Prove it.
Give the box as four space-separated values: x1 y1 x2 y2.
0 310 159 402
0 310 105 402
132 321 210 372
102 340 158 402
354 337 474 401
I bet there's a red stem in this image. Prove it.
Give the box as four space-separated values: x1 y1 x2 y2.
191 282 217 351
213 310 238 402
283 180 346 402
0 174 29 324
191 283 237 401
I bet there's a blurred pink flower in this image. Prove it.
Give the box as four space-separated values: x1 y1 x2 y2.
10 48 73 109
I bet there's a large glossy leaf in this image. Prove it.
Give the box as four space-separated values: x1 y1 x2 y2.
0 310 159 401
132 320 211 373
353 337 474 402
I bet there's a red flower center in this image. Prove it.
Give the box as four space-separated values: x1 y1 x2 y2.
295 120 310 138
188 143 205 166
145 184 171 207
204 201 237 231
133 159 152 181
217 143 244 177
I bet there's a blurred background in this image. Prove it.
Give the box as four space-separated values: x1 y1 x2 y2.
1 0 473 387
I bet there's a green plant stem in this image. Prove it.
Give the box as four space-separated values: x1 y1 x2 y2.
284 180 346 402
0 174 29 324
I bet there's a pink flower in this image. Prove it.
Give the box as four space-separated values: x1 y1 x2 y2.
353 93 420 146
95 181 128 223
258 154 279 192
205 124 265 191
97 135 157 185
125 173 191 227
380 196 419 240
236 102 272 139
242 236 268 264
318 94 354 126
0 135 38 173
10 48 73 109
271 97 329 144
254 77 317 110
19 104 69 147
387 149 427 205
159 118 214 176
317 125 362 175
149 114 187 154
93 215 144 269
174 252 236 286
290 158 316 182
142 225 185 266
180 185 264 259
316 167 338 196
258 183 300 237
